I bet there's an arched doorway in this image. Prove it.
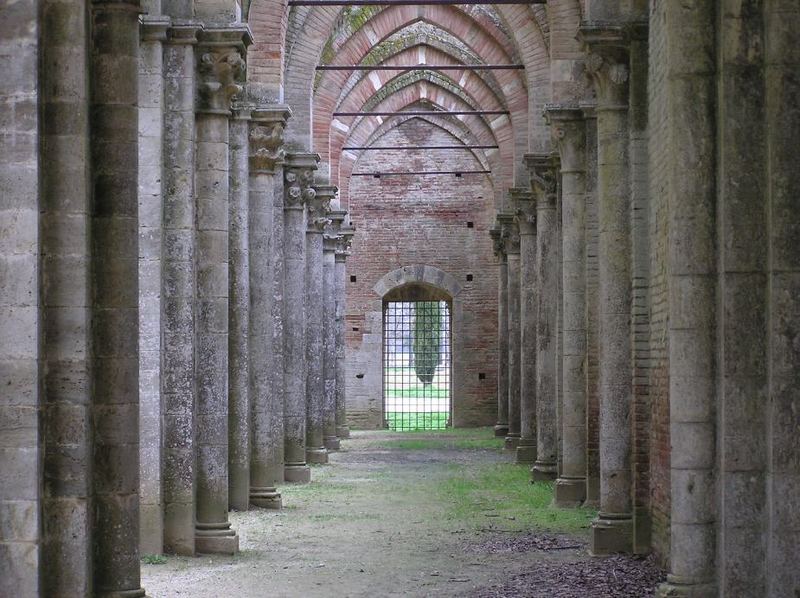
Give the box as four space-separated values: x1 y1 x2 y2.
373 265 464 431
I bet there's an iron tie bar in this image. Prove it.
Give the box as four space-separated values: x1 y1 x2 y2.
343 144 499 150
291 0 544 5
333 110 509 117
317 64 525 71
351 170 491 177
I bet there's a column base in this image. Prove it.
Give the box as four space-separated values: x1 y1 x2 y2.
531 460 558 481
657 576 717 597
250 486 282 509
336 425 350 439
195 523 239 555
504 434 520 450
494 424 509 437
96 589 148 598
306 447 329 464
589 513 633 555
324 435 341 451
284 464 311 483
515 442 536 464
554 476 586 507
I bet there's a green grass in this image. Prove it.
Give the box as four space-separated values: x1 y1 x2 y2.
436 463 596 533
384 386 449 399
385 411 449 431
141 554 168 565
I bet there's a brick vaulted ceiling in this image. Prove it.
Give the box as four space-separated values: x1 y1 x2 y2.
247 0 585 207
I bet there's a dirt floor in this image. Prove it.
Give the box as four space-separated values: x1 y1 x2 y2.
142 429 664 597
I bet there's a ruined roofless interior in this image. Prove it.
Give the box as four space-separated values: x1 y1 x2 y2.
1 0 798 596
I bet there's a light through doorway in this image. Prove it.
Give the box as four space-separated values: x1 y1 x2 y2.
383 300 452 431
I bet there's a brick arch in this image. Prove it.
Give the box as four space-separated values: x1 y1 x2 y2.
281 5 530 152
316 45 510 172
247 0 290 101
374 265 463 299
332 85 512 195
338 115 499 209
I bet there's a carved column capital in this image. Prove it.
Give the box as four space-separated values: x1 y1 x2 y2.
284 152 320 209
196 27 251 114
140 15 171 41
510 188 537 235
308 184 337 233
525 153 559 209
577 23 630 109
489 225 506 259
544 105 587 174
335 222 355 260
497 213 520 255
248 105 291 174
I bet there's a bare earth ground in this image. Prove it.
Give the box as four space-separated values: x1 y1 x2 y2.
142 429 664 597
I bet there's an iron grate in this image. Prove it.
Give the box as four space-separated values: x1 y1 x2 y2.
383 300 452 431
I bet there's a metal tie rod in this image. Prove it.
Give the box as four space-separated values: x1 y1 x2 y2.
333 110 509 117
344 144 499 150
317 64 524 71
290 0 544 5
351 170 491 177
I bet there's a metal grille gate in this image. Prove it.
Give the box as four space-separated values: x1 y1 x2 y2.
383 301 452 431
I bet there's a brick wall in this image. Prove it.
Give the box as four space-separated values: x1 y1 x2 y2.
344 117 498 428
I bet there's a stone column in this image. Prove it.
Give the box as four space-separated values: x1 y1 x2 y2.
249 106 291 508
228 105 250 511
499 213 521 450
193 27 249 554
306 185 334 464
511 190 537 465
335 224 355 439
324 210 346 451
283 152 319 482
90 0 146 594
490 225 509 438
655 2 716 593
527 154 560 482
547 108 588 506
579 24 634 555
138 13 170 556
161 22 200 556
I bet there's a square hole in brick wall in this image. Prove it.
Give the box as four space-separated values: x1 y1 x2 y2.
467 221 474 228
350 275 357 282
479 372 486 380
466 274 473 282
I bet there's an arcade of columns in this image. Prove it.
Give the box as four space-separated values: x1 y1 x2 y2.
1 0 798 596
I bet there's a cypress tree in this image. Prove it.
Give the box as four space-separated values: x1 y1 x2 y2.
413 301 441 385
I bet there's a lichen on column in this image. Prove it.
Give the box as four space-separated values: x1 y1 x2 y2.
248 105 291 507
324 210 346 451
498 213 521 450
283 152 320 483
490 224 509 438
335 223 355 440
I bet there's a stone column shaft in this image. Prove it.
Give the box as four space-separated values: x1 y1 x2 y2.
512 192 537 465
162 23 199 556
248 106 290 508
527 155 560 482
547 108 588 507
305 186 334 465
193 27 249 554
490 226 509 438
283 152 319 482
335 224 354 439
90 0 146 594
580 24 634 555
228 108 250 512
499 215 521 449
40 0 92 591
324 212 345 450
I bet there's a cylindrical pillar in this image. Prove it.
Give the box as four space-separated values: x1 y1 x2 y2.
305 185 334 464
512 191 537 464
335 224 355 439
227 106 250 512
579 25 634 555
528 155 560 481
490 225 509 438
193 27 249 554
548 108 588 506
90 0 146 594
283 152 319 482
248 106 291 508
161 22 200 556
500 214 521 450
323 214 344 451
658 1 716 594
